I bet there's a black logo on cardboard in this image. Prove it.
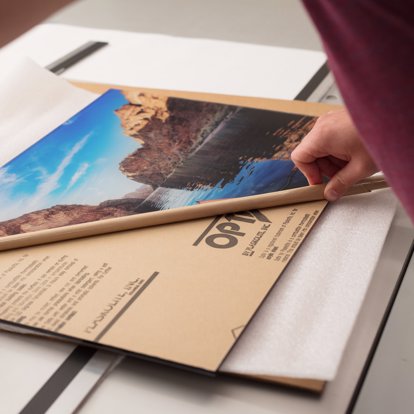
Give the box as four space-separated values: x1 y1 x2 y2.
193 210 271 249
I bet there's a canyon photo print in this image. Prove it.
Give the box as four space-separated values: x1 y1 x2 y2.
0 89 315 237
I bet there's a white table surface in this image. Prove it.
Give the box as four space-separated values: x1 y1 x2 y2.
1 1 413 412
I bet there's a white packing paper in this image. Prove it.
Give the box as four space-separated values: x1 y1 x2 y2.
0 23 326 100
0 58 97 167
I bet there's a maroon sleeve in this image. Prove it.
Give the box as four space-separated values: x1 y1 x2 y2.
303 0 414 221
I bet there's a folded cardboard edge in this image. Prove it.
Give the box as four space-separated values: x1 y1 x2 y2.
71 80 342 115
223 371 325 393
0 175 387 252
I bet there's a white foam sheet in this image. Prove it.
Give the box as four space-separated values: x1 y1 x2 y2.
221 190 396 380
0 23 326 100
0 60 397 382
0 58 97 167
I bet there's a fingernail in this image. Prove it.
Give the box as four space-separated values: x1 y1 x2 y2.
326 189 340 201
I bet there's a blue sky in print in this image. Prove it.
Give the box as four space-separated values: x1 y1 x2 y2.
0 90 142 222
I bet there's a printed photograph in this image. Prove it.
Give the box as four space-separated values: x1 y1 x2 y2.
0 89 315 236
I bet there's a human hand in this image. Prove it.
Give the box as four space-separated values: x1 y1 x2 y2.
291 109 378 201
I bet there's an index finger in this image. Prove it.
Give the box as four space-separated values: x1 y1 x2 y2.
291 146 323 185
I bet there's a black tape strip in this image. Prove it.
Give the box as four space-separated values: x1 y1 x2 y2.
46 41 108 75
294 61 329 101
20 346 96 414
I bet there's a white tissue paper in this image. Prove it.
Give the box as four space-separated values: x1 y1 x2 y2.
0 58 97 167
0 59 396 382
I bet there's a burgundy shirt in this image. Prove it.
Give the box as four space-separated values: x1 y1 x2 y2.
303 0 414 222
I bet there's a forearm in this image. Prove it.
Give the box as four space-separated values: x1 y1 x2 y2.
303 0 414 220
0 0 74 47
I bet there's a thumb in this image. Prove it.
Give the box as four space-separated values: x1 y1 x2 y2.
324 161 367 201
